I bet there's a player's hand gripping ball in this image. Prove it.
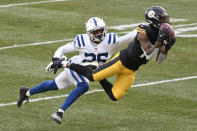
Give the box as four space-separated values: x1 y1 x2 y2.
159 23 175 54
160 23 175 40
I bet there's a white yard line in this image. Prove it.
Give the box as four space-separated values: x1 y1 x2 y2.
108 18 187 30
173 23 197 28
177 34 197 37
0 38 73 50
0 0 68 8
1 20 197 51
0 76 197 107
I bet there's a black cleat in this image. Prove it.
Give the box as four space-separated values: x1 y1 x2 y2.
51 109 64 124
17 86 29 108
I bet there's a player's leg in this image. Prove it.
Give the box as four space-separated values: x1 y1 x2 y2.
92 56 125 101
17 80 58 108
111 68 136 100
69 55 121 82
51 69 89 124
99 79 116 101
17 69 70 108
28 80 58 95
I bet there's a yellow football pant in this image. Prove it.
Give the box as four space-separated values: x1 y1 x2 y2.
92 53 136 100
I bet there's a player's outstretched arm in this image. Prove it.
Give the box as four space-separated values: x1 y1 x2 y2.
138 28 170 60
46 42 77 73
54 42 76 58
156 37 176 64
115 29 137 48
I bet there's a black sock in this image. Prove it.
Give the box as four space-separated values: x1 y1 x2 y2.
70 63 94 81
99 79 117 101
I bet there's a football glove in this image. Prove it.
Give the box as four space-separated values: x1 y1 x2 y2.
46 62 54 72
165 37 176 51
51 57 66 74
157 28 170 44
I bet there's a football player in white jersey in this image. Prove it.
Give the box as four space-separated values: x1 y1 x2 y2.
17 17 137 124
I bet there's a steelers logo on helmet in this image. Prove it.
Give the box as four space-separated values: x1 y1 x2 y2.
148 10 155 18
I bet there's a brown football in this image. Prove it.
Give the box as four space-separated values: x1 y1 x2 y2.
160 23 175 38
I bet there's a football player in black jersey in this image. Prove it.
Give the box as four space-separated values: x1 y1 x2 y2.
58 6 176 101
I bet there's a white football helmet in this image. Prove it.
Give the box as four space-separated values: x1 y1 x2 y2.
86 17 107 43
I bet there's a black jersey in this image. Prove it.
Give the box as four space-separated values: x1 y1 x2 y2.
120 24 159 70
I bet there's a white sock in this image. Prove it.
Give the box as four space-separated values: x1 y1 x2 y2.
26 90 31 96
58 108 64 113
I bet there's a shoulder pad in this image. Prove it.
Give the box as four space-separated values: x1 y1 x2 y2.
107 33 119 44
136 24 150 36
73 34 86 48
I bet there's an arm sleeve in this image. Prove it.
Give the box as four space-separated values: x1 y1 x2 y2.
113 30 137 50
141 46 159 60
156 53 166 64
53 42 77 58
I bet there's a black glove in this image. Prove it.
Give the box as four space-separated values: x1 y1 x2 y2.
165 37 176 51
158 28 170 44
51 57 65 74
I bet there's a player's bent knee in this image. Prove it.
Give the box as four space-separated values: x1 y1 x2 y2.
112 89 126 100
77 82 89 93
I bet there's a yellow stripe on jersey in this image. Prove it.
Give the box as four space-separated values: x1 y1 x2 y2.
137 27 147 36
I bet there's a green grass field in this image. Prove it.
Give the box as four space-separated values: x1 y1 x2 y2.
0 0 197 130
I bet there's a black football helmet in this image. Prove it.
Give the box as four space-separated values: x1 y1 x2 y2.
145 6 169 28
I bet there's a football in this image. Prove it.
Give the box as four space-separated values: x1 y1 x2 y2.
160 23 175 38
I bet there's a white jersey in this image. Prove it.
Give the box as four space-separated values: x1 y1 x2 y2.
54 30 137 89
54 30 137 65
70 33 118 64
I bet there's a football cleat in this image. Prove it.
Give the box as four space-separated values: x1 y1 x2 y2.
17 86 29 108
51 109 64 124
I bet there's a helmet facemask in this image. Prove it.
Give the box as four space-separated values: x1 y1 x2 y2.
88 27 107 43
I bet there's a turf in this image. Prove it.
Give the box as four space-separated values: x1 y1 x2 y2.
0 0 197 130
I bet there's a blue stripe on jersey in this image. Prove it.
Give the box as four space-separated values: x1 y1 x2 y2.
69 69 79 83
76 35 81 47
76 73 86 83
80 34 85 46
108 33 111 44
113 33 116 43
93 18 97 26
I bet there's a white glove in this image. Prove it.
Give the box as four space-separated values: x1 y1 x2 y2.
60 55 67 61
46 62 54 72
